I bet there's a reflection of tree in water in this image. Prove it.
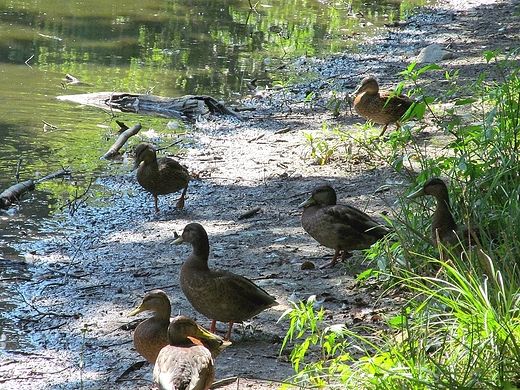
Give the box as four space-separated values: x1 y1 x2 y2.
2 0 418 98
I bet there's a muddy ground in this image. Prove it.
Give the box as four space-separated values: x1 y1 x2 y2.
1 0 519 388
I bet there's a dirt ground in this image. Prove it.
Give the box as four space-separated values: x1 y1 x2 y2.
2 0 519 388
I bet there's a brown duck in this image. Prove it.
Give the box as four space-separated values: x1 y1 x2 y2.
153 316 222 390
299 185 390 268
128 289 230 364
173 223 279 340
352 77 415 136
407 177 465 258
133 142 190 213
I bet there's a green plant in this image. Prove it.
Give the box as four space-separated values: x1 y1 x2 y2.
79 323 91 390
303 124 343 165
280 254 520 389
281 50 520 389
279 295 358 388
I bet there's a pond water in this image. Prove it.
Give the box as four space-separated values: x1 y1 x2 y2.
0 0 425 350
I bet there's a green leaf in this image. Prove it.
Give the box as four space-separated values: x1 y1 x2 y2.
455 98 478 105
416 63 443 76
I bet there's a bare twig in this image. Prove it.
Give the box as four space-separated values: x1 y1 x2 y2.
35 169 71 184
24 54 34 68
61 177 94 216
42 120 59 132
14 287 78 321
155 139 185 152
15 158 22 182
238 206 262 220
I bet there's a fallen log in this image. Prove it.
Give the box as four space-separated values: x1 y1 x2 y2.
57 92 242 120
0 180 35 209
101 122 142 160
1 169 71 210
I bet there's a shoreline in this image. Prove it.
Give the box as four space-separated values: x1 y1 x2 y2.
2 0 519 388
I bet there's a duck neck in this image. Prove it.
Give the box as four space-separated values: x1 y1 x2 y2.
154 302 172 321
187 237 211 269
145 158 159 171
433 197 457 233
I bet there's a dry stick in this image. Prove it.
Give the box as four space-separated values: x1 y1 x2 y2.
114 361 147 383
101 122 142 159
155 139 184 152
35 168 70 183
14 158 22 182
14 286 77 320
238 206 261 220
61 178 93 216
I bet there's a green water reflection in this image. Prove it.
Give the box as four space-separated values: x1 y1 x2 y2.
0 0 426 252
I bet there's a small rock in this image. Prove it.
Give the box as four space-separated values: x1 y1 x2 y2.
300 261 315 270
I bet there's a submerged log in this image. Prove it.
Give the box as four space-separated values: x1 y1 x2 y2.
101 122 142 160
0 180 35 209
57 92 242 120
1 170 70 210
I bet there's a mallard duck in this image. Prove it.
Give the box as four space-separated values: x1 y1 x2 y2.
128 290 230 364
352 77 415 136
153 315 221 390
407 178 464 258
133 142 190 213
128 289 171 364
299 185 390 268
173 223 279 341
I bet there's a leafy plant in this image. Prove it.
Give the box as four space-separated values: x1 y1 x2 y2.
303 124 344 165
281 49 520 389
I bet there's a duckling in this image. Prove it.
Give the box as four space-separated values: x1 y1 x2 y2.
128 290 230 364
173 223 279 340
133 142 190 213
299 185 390 268
153 316 221 390
407 177 464 258
352 77 415 136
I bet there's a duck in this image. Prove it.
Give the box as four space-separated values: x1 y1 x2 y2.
407 177 465 258
128 289 171 364
153 315 222 390
128 289 230 364
299 185 390 268
133 142 190 213
352 77 415 136
172 223 279 341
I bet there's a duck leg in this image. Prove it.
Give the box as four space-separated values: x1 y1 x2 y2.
224 321 235 341
209 319 217 333
153 195 160 213
379 123 390 136
319 248 341 269
176 185 188 210
340 250 353 263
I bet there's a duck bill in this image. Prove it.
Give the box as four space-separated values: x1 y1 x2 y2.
298 197 315 208
171 236 185 245
194 324 227 344
127 305 144 317
407 187 426 199
352 83 362 96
